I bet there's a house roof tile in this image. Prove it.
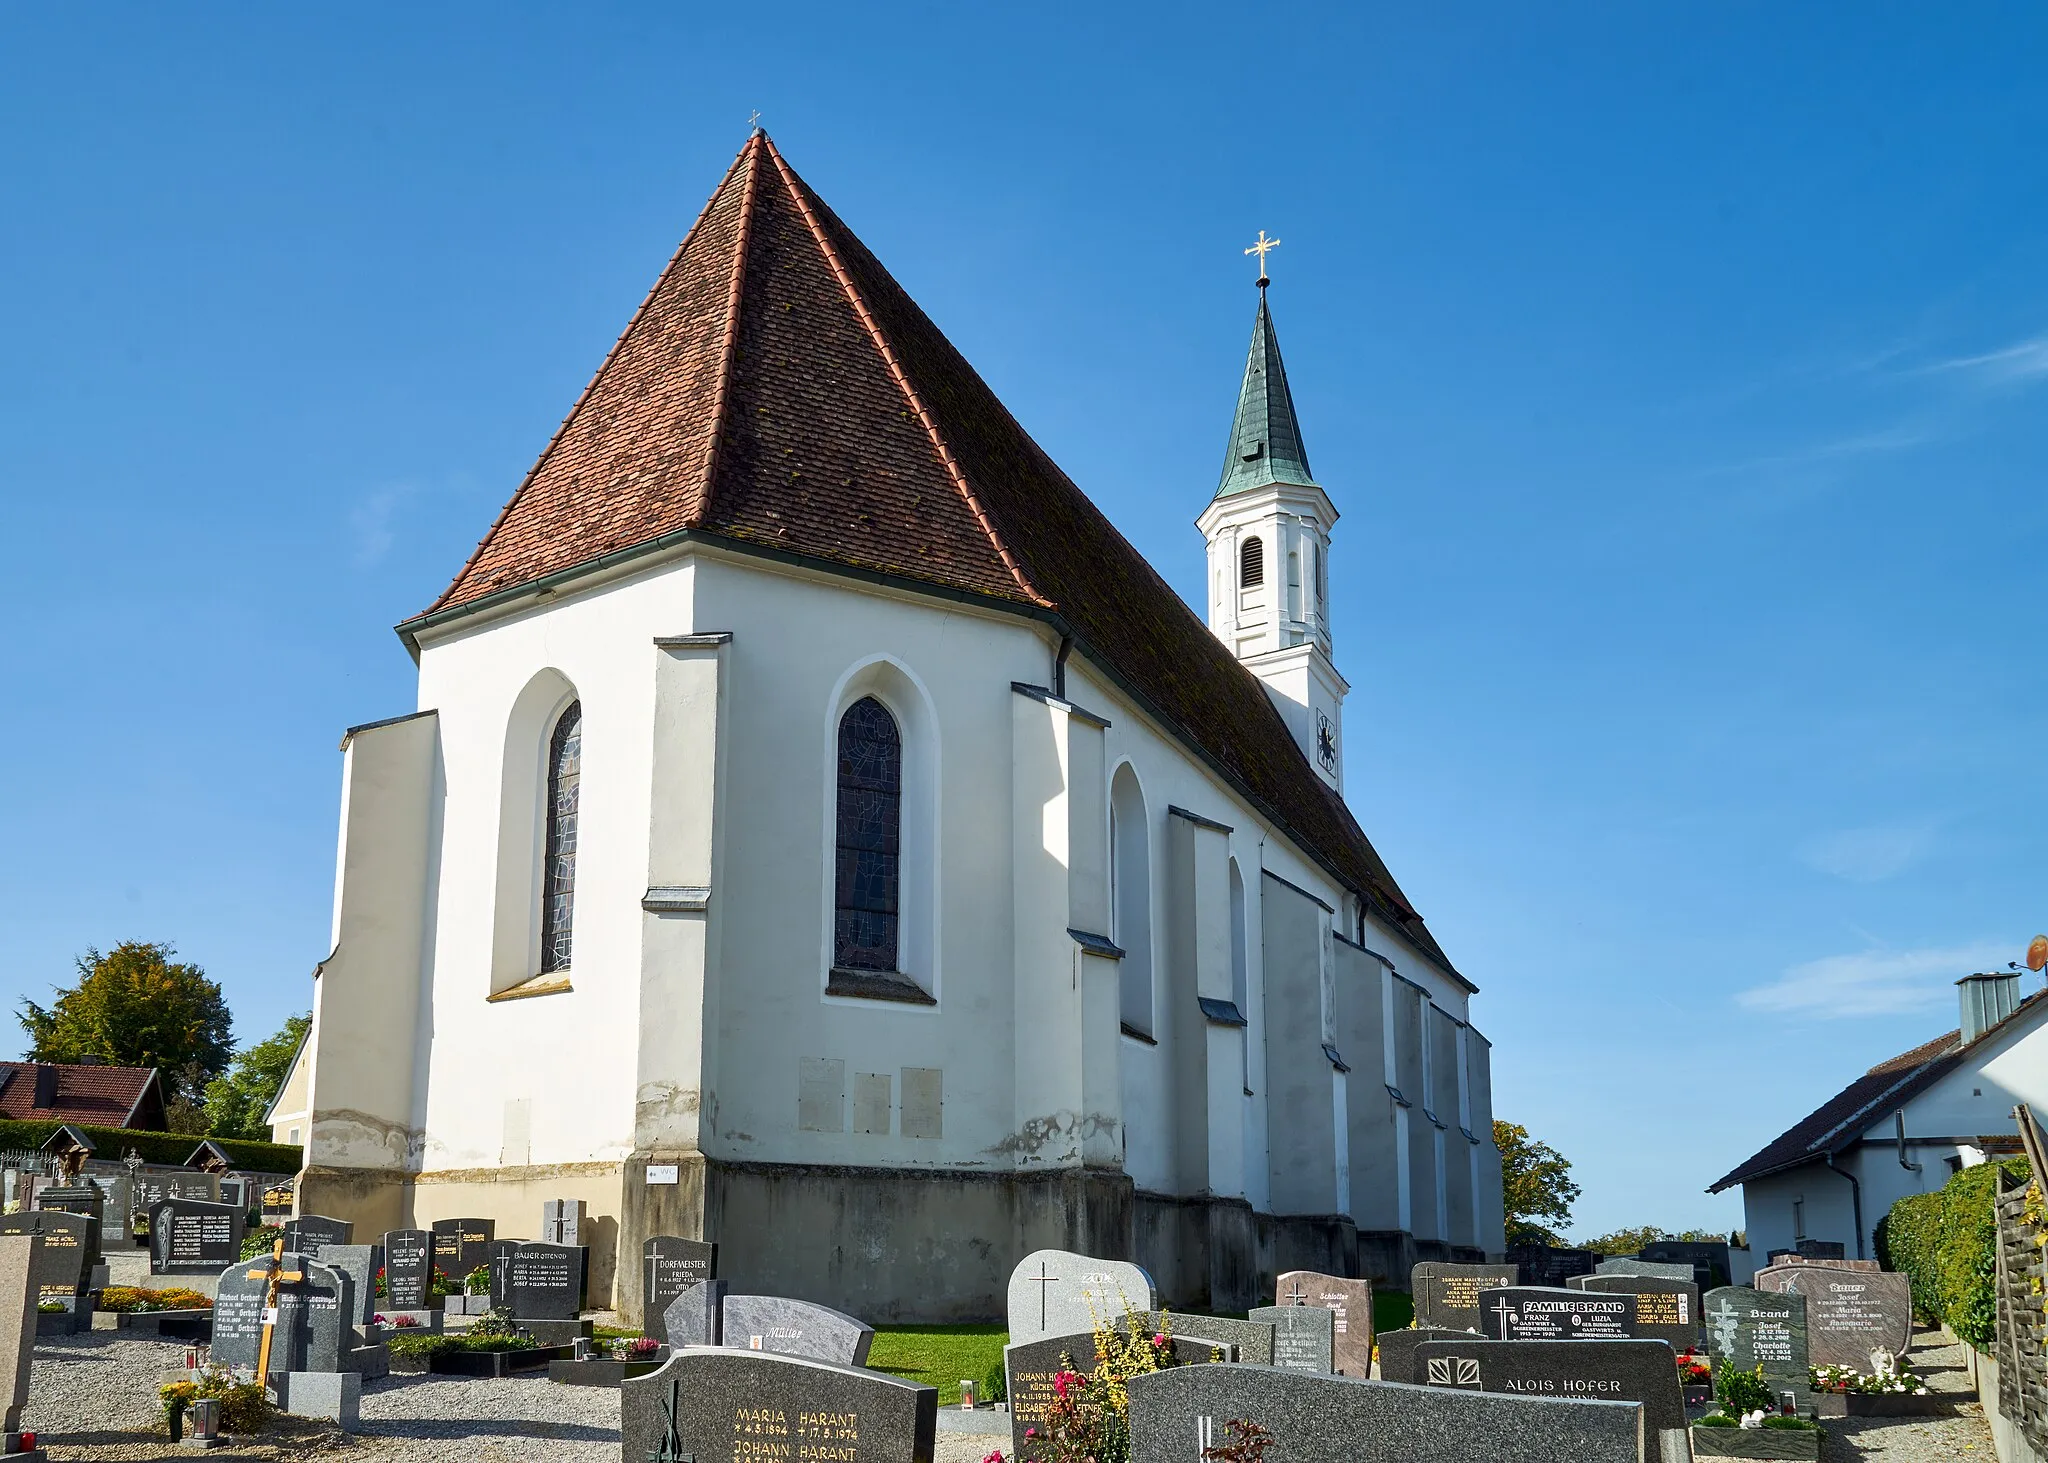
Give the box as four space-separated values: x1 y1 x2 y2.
0 1062 160 1128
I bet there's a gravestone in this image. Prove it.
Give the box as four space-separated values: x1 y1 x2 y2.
500 1241 586 1320
211 1260 268 1372
430 1217 494 1276
1006 1330 1227 1463
34 1184 104 1273
1480 1287 1636 1341
643 1236 717 1343
1795 1240 1845 1261
1703 1286 1808 1406
1781 1254 1879 1272
622 1347 936 1463
541 1198 586 1245
1507 1245 1598 1287
314 1244 383 1325
1575 1275 1701 1351
1376 1326 1487 1383
1593 1258 1695 1285
1416 1337 1687 1463
0 1235 40 1459
1006 1249 1157 1345
1125 1361 1644 1463
282 1214 351 1252
1249 1304 1335 1372
1639 1240 1732 1289
380 1228 435 1311
1276 1270 1374 1377
1411 1261 1520 1331
1761 1267 1913 1366
723 1294 874 1366
1132 1310 1275 1367
211 1252 353 1374
148 1198 245 1274
0 1212 90 1305
663 1279 727 1348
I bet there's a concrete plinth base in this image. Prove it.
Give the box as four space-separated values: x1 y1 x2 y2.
271 1371 360 1430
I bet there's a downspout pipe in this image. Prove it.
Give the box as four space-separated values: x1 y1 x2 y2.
1053 634 1073 699
1895 1110 1922 1174
1824 1152 1866 1260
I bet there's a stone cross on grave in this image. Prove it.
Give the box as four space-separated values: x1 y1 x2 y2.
1197 1415 1215 1457
648 1375 694 1463
1284 1280 1309 1307
1029 1260 1060 1331
1487 1294 1515 1340
251 1240 305 1385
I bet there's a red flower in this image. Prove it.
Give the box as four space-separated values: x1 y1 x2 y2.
1153 1333 1168 1347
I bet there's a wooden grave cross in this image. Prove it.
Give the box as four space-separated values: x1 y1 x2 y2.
252 1239 305 1385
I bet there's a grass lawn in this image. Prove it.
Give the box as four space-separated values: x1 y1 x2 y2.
867 1325 1010 1406
1373 1290 1413 1333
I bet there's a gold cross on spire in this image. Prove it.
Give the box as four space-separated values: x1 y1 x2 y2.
1244 229 1281 283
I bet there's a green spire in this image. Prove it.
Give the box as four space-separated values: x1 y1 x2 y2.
1215 286 1316 499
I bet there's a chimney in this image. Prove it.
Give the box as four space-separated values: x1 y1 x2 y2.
32 1066 59 1109
1959 971 2023 1044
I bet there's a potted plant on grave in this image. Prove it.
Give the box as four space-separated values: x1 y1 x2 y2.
1690 1362 1821 1460
1808 1351 1940 1416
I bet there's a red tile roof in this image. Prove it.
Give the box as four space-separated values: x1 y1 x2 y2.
0 1062 163 1129
408 134 1456 976
1708 992 2046 1192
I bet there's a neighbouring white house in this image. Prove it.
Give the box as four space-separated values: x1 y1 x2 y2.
294 131 1504 1323
1710 968 2048 1264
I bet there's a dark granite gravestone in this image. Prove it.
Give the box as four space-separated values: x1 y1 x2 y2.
1276 1270 1374 1377
1005 1330 1228 1463
0 1213 90 1304
1412 1262 1520 1331
643 1236 717 1343
314 1244 383 1325
1574 1275 1701 1351
1480 1288 1636 1342
148 1198 245 1274
1249 1304 1335 1372
722 1294 874 1366
209 1260 269 1372
1131 1310 1275 1367
1507 1245 1598 1287
1376 1327 1488 1383
1416 1337 1686 1463
282 1214 351 1252
210 1252 353 1374
1795 1240 1845 1261
33 1185 104 1273
1762 1268 1913 1366
1639 1240 1732 1289
1593 1258 1695 1285
380 1228 435 1311
621 1347 936 1463
1006 1248 1157 1345
1125 1361 1644 1463
663 1279 727 1348
500 1241 586 1320
1703 1286 1808 1405
430 1217 494 1276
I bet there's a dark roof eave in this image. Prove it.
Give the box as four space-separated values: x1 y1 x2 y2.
395 529 1469 989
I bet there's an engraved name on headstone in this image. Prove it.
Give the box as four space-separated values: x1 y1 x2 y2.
380 1228 435 1311
1248 1304 1335 1372
1481 1287 1636 1342
1275 1271 1374 1377
620 1348 937 1463
1005 1249 1156 1346
643 1236 717 1344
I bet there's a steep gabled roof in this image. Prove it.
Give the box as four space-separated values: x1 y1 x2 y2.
1708 990 2048 1192
0 1061 163 1129
408 133 1455 976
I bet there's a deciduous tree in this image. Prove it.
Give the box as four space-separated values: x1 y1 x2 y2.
203 1014 310 1140
1495 1119 1581 1248
18 943 234 1107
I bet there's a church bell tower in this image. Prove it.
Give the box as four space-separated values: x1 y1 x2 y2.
1196 244 1348 792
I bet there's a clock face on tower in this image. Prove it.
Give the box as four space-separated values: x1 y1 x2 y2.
1316 710 1337 774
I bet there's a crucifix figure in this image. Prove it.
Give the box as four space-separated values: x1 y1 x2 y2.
1284 1280 1308 1307
1029 1261 1060 1331
1244 229 1281 284
251 1240 305 1386
1487 1294 1516 1341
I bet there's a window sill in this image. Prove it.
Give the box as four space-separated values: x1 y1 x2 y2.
1120 1022 1158 1046
489 973 573 1003
826 968 936 1006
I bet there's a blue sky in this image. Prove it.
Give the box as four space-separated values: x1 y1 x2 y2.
4 5 2045 1240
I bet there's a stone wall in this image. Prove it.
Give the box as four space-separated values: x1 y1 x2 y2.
1995 1169 2048 1460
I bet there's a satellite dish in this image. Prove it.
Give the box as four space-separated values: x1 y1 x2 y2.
2027 935 2048 972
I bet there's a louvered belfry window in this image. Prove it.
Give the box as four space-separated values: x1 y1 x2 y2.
1240 535 1265 589
834 697 902 972
540 701 582 973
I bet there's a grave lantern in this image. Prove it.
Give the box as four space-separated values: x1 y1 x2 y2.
189 1397 222 1441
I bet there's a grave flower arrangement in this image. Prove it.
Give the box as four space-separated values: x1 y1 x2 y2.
463 1264 492 1296
1810 1352 1929 1396
1027 1309 1204 1463
159 1369 270 1437
1675 1350 1712 1385
100 1286 213 1313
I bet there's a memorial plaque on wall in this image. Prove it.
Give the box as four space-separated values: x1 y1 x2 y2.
621 1349 937 1463
1480 1287 1636 1341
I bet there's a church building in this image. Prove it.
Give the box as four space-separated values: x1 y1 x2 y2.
296 131 1504 1322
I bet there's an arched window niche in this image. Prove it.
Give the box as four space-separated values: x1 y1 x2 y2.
1239 535 1265 590
1111 763 1155 1038
490 668 583 999
823 659 938 1007
1229 856 1251 1092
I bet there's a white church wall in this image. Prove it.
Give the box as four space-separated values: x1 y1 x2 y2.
1335 939 1401 1231
1261 872 1341 1216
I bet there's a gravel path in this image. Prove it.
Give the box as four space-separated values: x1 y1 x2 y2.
1816 1325 1994 1462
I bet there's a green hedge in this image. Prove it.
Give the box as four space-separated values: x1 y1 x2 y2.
0 1120 301 1175
1876 1154 2029 1351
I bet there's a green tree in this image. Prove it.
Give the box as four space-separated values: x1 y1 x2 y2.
1583 1225 1669 1256
18 943 234 1105
1495 1119 1581 1248
203 1014 310 1140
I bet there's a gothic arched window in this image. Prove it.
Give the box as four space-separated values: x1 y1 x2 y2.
539 701 582 974
834 697 901 972
1240 535 1265 589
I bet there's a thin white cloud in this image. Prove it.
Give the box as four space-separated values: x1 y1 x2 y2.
1921 333 2048 384
1736 942 2010 1018
1797 821 1939 883
349 484 415 567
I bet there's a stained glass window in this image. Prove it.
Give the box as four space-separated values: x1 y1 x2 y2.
1240 535 1264 588
834 696 901 972
540 701 581 974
